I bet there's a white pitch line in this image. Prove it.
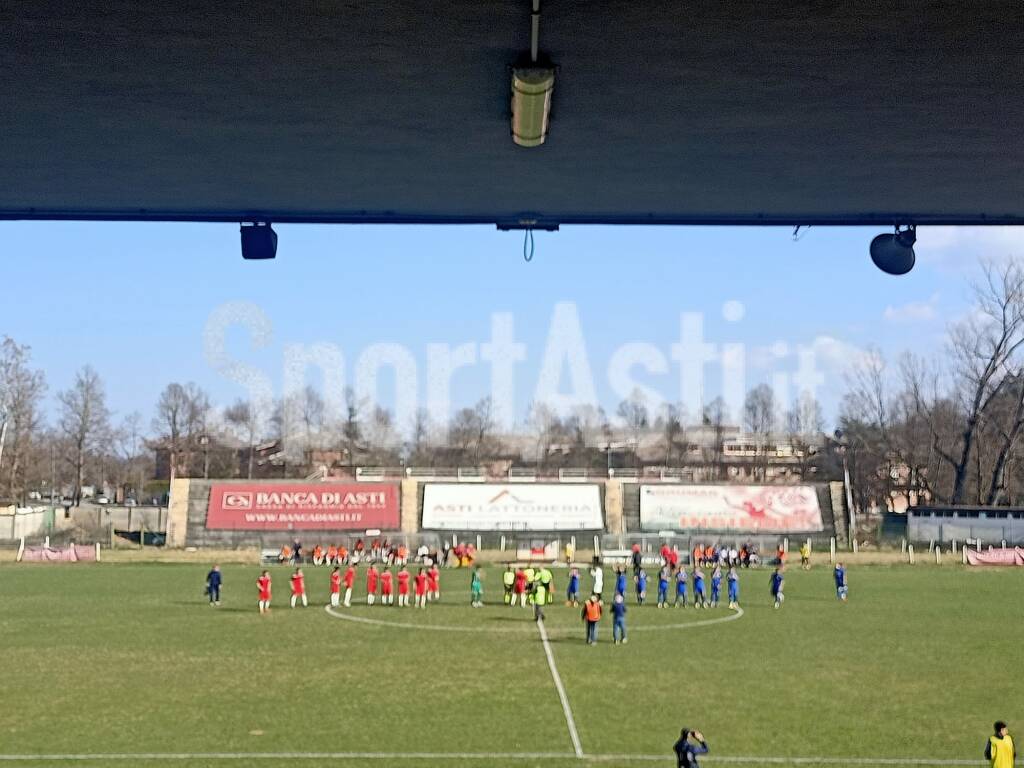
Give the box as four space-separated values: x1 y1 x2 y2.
323 604 745 634
589 755 982 765
537 618 585 758
324 605 537 632
0 751 984 765
0 752 572 762
629 605 744 631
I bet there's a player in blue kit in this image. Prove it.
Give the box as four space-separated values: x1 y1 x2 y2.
566 567 581 606
611 594 628 644
615 567 628 598
710 566 722 608
693 567 706 608
657 566 671 608
635 568 648 605
727 566 740 609
834 562 848 602
674 566 688 607
770 567 785 609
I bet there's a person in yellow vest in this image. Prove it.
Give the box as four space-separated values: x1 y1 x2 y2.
502 565 516 605
537 565 554 609
533 570 548 622
987 721 1015 768
564 541 575 565
799 541 811 570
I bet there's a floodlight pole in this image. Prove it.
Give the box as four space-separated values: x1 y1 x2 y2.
842 451 855 550
530 0 540 63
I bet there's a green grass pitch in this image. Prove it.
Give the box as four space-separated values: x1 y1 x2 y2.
0 562 1021 767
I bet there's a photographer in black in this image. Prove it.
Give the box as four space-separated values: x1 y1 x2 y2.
673 727 709 768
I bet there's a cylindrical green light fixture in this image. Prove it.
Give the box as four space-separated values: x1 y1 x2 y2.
511 67 555 147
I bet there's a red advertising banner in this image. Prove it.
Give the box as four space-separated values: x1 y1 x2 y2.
206 483 400 531
965 547 1024 566
640 484 824 532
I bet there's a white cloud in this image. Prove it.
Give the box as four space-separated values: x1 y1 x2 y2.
883 293 940 323
747 334 869 373
916 226 1024 270
808 335 872 371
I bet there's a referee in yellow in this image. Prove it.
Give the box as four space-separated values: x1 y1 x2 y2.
987 721 1015 768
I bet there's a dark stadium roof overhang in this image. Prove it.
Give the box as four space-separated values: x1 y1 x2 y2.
2 1 1023 229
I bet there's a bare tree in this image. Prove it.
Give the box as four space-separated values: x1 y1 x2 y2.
784 392 822 478
225 399 262 479
744 383 777 480
702 397 728 480
656 402 686 467
616 388 649 449
116 411 147 500
296 385 326 453
568 404 609 447
331 386 365 468
58 366 111 504
981 373 1024 504
364 406 400 461
526 401 561 467
449 397 499 463
0 337 47 499
406 407 437 466
903 262 1024 504
153 382 209 481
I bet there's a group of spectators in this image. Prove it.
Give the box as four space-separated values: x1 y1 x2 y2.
688 542 760 568
275 538 477 569
277 538 409 567
415 541 478 568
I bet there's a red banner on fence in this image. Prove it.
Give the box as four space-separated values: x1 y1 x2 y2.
965 547 1024 566
206 483 400 531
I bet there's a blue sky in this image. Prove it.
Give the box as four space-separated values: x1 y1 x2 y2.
4 221 1019 434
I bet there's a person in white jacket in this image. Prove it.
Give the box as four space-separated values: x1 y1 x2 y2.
590 560 604 597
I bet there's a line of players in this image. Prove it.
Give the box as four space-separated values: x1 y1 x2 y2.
489 559 850 613
251 559 850 614
497 562 742 610
608 564 742 609
255 563 443 613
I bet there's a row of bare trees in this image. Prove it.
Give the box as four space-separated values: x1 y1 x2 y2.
1 343 829 502
0 344 142 506
841 260 1024 510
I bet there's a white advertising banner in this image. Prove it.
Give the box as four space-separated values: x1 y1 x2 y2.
422 484 603 531
640 484 824 532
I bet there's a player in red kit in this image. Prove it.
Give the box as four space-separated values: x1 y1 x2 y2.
397 566 411 607
290 568 307 608
380 568 394 605
366 563 379 606
512 567 528 608
343 564 356 607
427 564 441 602
256 570 272 614
329 566 342 607
414 568 428 609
